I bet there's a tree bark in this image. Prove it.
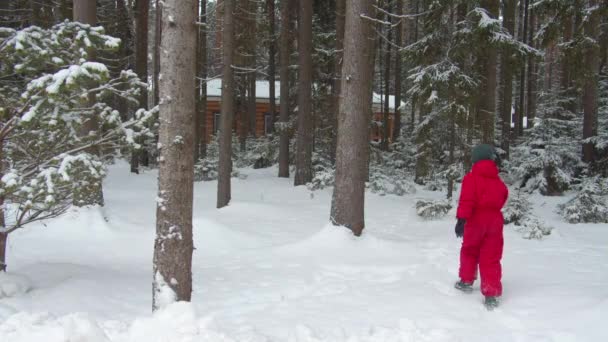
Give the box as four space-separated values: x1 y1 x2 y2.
479 0 499 144
278 0 293 178
294 0 313 186
500 0 516 158
392 0 403 142
526 10 538 128
153 0 197 311
330 0 346 163
217 0 235 208
195 0 208 160
267 0 277 135
381 0 392 151
131 0 149 174
0 139 6 272
515 0 529 136
582 0 599 163
331 0 373 237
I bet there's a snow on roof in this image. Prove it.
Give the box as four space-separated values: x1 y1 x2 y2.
207 79 406 110
372 92 406 111
206 79 281 100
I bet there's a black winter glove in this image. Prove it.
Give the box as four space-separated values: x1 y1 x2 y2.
455 218 466 238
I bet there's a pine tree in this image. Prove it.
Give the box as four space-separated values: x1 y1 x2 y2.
0 23 151 272
582 0 600 163
294 0 313 186
277 0 294 178
153 0 197 310
331 0 374 236
267 0 276 134
217 0 236 208
500 0 516 157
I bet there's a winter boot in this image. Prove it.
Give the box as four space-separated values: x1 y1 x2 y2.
454 280 473 293
484 296 500 310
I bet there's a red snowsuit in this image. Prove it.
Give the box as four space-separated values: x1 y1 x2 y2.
456 160 508 297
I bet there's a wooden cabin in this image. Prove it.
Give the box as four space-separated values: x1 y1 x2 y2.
203 79 405 143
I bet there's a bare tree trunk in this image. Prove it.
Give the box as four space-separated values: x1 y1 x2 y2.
154 0 162 106
294 0 313 186
0 139 6 272
582 0 599 163
195 0 208 160
500 0 516 158
267 0 276 133
330 0 346 163
331 0 373 237
153 0 197 310
479 0 498 144
152 0 197 311
392 0 403 142
381 0 392 151
217 0 235 208
278 0 294 178
247 1 257 138
600 15 607 72
409 0 419 131
131 0 149 174
248 74 256 137
526 10 537 128
516 0 529 136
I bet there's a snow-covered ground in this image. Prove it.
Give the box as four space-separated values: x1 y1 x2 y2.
0 162 607 341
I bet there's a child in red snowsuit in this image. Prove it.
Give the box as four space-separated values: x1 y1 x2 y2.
454 144 508 309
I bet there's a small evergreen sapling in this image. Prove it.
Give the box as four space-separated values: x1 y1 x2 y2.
560 177 608 224
0 22 153 270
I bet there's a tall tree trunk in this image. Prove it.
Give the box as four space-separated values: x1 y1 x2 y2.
196 0 208 160
526 10 538 128
330 0 346 163
515 0 529 136
331 0 373 237
561 11 577 114
217 0 235 208
131 0 149 174
392 0 403 142
381 0 392 151
73 0 104 206
500 0 516 158
409 0 420 131
248 73 256 137
247 0 257 138
479 0 498 144
582 0 599 163
152 0 197 311
154 0 162 106
0 139 6 272
278 0 293 178
294 0 313 186
267 0 276 134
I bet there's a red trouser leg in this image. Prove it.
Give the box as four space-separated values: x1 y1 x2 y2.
479 217 504 297
459 221 483 283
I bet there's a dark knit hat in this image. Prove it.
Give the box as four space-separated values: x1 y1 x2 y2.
471 144 496 164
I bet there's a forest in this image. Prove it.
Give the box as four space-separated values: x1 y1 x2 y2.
0 0 607 341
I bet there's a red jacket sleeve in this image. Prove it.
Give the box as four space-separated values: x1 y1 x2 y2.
457 173 476 220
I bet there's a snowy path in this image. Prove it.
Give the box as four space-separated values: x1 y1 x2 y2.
1 163 607 341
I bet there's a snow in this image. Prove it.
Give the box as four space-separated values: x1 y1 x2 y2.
0 162 607 341
206 79 405 110
0 273 31 300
